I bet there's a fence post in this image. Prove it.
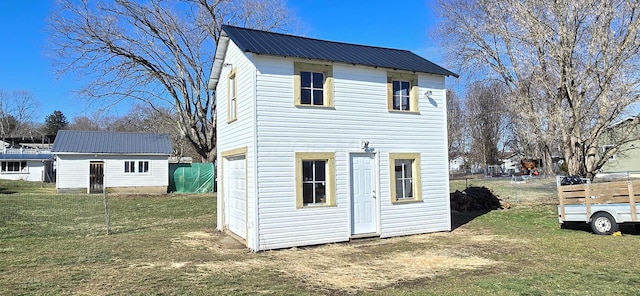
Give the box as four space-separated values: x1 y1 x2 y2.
103 186 111 235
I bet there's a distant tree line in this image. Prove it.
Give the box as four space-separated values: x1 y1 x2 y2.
0 89 201 160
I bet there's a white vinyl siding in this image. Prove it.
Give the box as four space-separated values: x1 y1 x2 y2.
55 155 169 191
251 56 450 250
0 160 47 181
215 41 257 249
214 39 451 251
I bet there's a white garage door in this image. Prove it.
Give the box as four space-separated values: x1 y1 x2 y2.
225 155 246 239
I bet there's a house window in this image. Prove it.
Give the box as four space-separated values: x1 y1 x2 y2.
387 72 419 112
138 161 149 173
124 161 135 173
1 161 27 173
393 80 411 110
301 71 324 105
294 62 334 107
227 67 238 123
389 153 422 203
603 145 615 160
295 152 335 208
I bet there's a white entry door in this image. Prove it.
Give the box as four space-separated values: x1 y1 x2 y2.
351 154 377 235
225 155 246 239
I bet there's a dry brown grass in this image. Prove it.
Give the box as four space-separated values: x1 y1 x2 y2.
160 228 513 294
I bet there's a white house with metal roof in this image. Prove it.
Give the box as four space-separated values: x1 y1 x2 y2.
0 136 55 182
51 130 173 194
0 153 54 182
209 25 458 251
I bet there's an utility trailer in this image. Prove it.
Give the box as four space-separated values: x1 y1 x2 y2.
557 180 640 234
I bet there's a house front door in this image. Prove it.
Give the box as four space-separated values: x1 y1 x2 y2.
89 161 104 193
350 153 377 236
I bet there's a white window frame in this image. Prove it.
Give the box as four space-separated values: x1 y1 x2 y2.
387 72 419 112
138 161 150 173
295 152 336 208
294 62 334 107
227 67 238 123
124 161 136 173
1 161 27 173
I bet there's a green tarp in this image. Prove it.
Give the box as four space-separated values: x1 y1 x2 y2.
169 163 215 193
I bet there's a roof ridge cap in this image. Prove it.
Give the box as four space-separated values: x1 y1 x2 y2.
222 25 413 53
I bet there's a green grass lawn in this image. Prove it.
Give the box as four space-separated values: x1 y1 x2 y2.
1 178 640 295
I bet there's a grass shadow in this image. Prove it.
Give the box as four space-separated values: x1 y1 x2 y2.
0 188 17 194
108 223 174 235
450 209 492 230
560 221 640 235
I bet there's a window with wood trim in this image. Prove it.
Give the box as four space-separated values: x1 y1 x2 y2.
294 62 334 107
227 67 238 122
387 72 418 112
389 153 422 203
295 152 336 208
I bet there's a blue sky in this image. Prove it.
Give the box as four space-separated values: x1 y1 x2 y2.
0 0 455 123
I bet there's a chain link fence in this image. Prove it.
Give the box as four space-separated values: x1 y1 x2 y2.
2 194 218 239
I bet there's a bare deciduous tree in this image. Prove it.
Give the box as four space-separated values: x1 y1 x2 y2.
69 116 101 131
446 89 465 161
464 81 508 172
0 90 40 138
437 0 640 178
48 0 296 162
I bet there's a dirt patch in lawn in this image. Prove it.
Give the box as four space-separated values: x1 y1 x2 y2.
164 229 512 293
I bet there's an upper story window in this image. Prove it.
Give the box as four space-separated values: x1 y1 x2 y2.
227 67 238 123
392 80 411 110
387 72 418 112
301 71 324 105
294 62 334 107
602 144 615 160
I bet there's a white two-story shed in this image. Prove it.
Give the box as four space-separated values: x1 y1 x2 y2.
52 130 172 194
209 25 459 251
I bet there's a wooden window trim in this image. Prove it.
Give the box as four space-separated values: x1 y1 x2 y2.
294 62 334 108
389 153 423 204
227 67 238 123
295 152 336 208
387 72 419 113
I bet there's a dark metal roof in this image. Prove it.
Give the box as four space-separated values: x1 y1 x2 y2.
0 154 54 160
51 130 173 154
221 25 459 78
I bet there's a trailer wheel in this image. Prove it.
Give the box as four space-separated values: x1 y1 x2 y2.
590 212 619 235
